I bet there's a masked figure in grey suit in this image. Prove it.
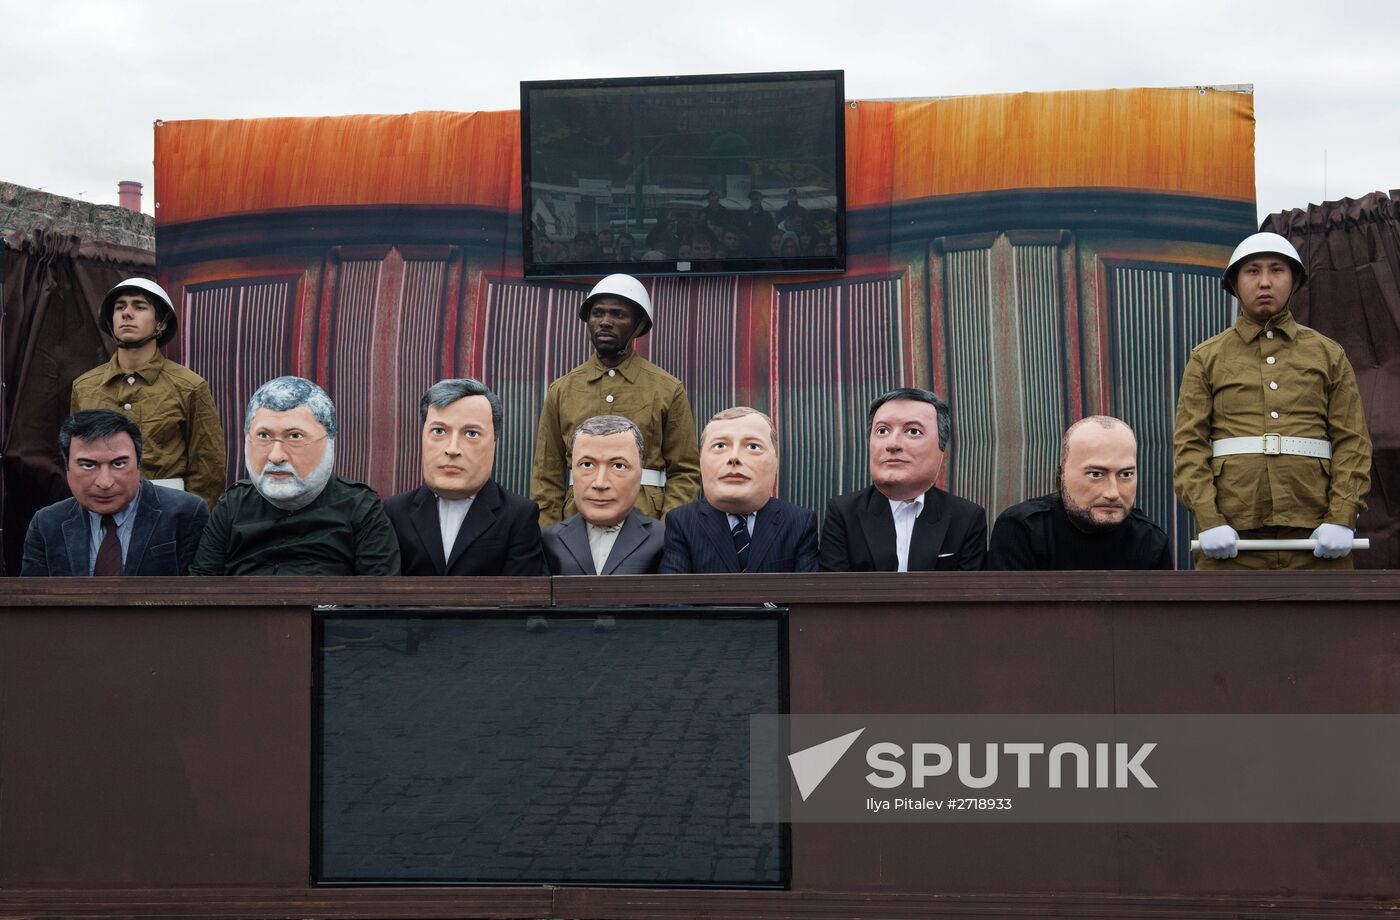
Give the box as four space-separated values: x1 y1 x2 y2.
660 407 819 574
385 378 545 576
820 387 986 572
542 415 664 575
22 409 209 576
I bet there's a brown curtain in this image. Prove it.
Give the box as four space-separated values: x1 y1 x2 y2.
1262 190 1400 568
1 230 155 575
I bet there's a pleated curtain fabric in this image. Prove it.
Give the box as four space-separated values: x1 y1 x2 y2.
1262 191 1400 568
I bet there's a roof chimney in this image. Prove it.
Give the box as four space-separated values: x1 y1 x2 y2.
118 180 142 212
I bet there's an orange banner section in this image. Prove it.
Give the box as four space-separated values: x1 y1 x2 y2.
155 110 521 224
155 87 1253 226
843 100 897 212
883 87 1255 206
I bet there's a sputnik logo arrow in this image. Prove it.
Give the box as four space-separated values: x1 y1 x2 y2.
787 728 865 801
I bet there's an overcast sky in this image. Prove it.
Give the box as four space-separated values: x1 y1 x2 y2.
7 0 1395 222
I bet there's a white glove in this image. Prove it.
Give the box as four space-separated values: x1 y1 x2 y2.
1198 524 1239 559
1311 523 1354 558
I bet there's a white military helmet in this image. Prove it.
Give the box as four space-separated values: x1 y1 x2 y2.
100 277 178 346
579 273 653 337
1222 232 1307 296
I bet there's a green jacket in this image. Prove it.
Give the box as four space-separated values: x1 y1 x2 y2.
531 352 700 527
189 475 400 576
71 350 227 507
1173 309 1371 531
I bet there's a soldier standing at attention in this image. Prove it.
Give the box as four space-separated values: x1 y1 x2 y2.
71 278 225 507
1174 232 1371 569
531 274 700 527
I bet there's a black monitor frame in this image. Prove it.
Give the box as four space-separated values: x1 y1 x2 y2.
520 70 846 279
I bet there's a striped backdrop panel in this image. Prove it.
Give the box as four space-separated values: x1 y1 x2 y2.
1012 243 1069 499
1107 265 1232 567
391 257 450 495
648 276 738 432
478 279 591 497
943 247 996 517
942 238 1070 527
774 274 905 516
183 278 298 487
328 259 383 487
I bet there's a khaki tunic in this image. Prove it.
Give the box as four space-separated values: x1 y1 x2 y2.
531 352 700 527
1173 309 1371 543
71 351 227 508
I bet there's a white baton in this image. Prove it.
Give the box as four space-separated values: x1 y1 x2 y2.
1189 538 1371 552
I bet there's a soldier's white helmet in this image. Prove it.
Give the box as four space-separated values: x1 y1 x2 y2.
100 277 178 346
1223 232 1307 296
579 274 653 337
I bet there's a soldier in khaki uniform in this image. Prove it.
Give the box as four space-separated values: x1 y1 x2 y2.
71 278 226 508
1173 232 1371 569
531 274 701 527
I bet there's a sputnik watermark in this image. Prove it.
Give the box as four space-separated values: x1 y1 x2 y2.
865 741 1156 790
750 715 1400 823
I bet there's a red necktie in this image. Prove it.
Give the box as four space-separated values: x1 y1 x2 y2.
93 514 122 576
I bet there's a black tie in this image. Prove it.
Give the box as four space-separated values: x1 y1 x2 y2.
94 514 122 576
731 516 750 572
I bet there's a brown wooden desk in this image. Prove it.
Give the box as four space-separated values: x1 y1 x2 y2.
3 572 1398 918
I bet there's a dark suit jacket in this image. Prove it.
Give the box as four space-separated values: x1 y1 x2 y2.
542 508 665 575
819 484 987 572
21 479 209 576
385 479 546 576
659 496 819 574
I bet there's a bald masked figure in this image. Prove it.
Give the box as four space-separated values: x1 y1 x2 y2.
987 416 1172 570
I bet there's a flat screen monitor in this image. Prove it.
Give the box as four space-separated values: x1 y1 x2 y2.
521 70 845 279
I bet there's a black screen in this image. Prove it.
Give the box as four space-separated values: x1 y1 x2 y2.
522 71 845 278
316 608 787 886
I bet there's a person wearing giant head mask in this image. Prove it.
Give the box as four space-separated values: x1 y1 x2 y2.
659 407 818 574
189 376 399 576
542 414 664 576
385 378 545 577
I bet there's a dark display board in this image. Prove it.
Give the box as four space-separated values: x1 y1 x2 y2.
315 607 787 886
521 70 845 278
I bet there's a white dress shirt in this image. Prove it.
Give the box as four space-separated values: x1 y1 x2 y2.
887 494 925 573
437 495 474 560
586 521 624 574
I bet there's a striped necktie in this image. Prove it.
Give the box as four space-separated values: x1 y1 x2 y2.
731 516 750 572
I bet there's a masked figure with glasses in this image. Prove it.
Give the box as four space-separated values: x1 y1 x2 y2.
189 376 400 575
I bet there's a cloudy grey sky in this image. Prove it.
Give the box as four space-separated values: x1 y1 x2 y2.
7 0 1395 221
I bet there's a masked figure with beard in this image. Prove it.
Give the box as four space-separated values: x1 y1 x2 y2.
189 376 400 575
986 416 1171 571
530 274 700 527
